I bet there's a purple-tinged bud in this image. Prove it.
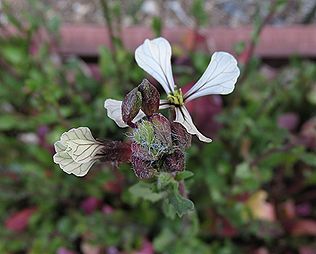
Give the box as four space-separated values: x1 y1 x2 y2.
163 149 185 172
138 79 160 117
99 140 131 163
122 87 142 127
131 142 156 161
150 113 172 147
131 156 156 179
171 122 192 149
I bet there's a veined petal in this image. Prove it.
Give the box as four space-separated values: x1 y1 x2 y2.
66 139 103 164
60 127 95 144
104 99 146 128
135 37 175 94
174 106 212 143
58 127 102 164
184 52 240 102
159 99 172 110
54 140 66 153
53 151 96 177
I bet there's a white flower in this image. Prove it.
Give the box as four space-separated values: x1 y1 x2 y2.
53 127 104 176
104 37 240 142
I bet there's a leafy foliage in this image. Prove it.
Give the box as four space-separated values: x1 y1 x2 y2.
1 0 316 253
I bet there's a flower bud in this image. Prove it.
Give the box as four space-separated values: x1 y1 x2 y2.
150 113 172 148
138 79 160 116
131 156 156 179
99 140 131 163
171 122 192 149
163 149 185 172
122 87 142 127
130 142 157 179
131 142 156 161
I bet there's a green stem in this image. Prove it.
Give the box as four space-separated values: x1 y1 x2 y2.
99 0 124 84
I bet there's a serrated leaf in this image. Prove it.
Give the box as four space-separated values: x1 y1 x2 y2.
157 172 174 190
175 171 194 181
162 199 176 220
169 192 195 217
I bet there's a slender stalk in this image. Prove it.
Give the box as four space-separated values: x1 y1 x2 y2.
250 142 298 168
100 0 117 54
179 180 188 198
238 0 280 84
99 0 124 84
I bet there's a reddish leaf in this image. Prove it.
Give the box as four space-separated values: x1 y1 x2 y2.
277 113 299 131
183 29 207 51
5 207 36 232
134 239 154 254
280 200 296 220
103 171 124 194
252 247 270 254
300 117 316 149
299 246 316 254
296 203 312 217
57 247 78 254
81 242 102 254
102 205 114 215
290 219 316 236
80 197 101 214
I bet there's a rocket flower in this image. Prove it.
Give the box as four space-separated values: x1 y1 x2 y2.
53 127 131 176
105 37 240 142
54 37 239 179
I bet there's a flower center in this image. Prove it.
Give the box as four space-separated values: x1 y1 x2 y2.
167 89 184 106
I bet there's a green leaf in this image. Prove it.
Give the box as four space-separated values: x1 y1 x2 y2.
301 153 316 166
129 182 164 202
191 0 207 26
99 46 115 77
151 16 162 37
2 45 26 65
169 192 195 217
153 228 175 252
162 199 176 219
235 162 251 179
175 171 194 181
157 172 173 190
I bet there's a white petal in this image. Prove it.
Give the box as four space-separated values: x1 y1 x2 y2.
104 99 146 128
184 52 240 102
61 127 96 144
66 139 103 164
56 127 102 164
159 99 172 110
174 106 212 143
104 99 127 127
53 151 96 177
135 37 175 94
54 140 66 153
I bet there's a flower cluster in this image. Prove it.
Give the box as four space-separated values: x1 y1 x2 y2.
53 37 240 178
105 37 240 142
130 112 191 179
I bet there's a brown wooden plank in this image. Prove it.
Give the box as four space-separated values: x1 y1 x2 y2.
57 25 316 58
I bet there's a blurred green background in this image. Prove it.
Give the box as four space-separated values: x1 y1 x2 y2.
1 0 316 253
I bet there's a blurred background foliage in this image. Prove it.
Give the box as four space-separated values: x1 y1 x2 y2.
1 0 316 253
